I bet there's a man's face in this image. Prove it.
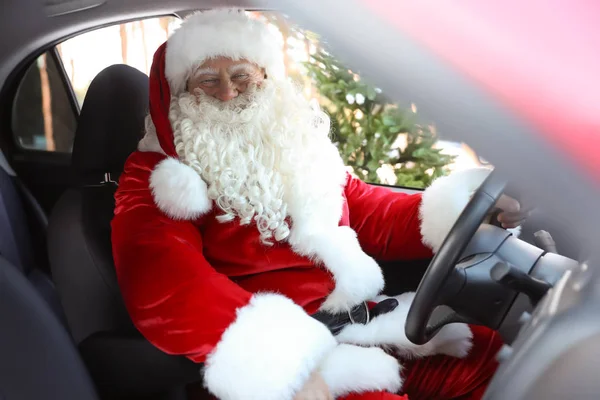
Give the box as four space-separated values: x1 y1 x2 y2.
186 57 265 102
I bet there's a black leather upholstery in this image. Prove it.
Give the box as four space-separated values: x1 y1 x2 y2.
48 64 199 399
49 186 135 343
0 255 98 400
71 64 149 182
49 64 148 344
0 157 67 327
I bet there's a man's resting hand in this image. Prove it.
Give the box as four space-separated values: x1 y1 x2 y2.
294 370 333 400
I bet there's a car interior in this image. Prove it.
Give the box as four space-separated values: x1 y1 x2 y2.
1 1 598 400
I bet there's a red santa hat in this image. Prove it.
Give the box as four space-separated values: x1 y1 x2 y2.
147 42 176 158
147 8 285 159
143 9 291 220
165 9 285 95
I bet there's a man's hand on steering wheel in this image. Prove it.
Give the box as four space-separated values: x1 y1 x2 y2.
406 170 528 345
488 195 530 229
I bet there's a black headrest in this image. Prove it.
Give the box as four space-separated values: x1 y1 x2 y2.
72 64 148 181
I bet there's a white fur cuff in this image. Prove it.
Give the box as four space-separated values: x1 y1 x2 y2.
203 293 337 400
289 225 384 313
149 158 212 220
336 292 423 355
336 293 473 359
419 168 491 253
320 344 403 397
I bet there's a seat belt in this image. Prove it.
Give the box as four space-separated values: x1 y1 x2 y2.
0 149 16 176
0 166 24 269
0 149 38 270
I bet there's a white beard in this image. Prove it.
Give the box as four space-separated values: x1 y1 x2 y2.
169 79 348 245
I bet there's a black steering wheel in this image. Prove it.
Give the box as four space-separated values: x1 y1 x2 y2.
405 169 507 345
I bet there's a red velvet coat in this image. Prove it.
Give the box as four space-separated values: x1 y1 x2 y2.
112 144 490 400
109 38 500 400
112 149 434 355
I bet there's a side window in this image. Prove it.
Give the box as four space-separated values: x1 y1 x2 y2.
257 12 489 189
57 17 181 107
11 16 180 153
12 53 77 152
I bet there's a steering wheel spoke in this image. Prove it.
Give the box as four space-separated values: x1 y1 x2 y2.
425 306 462 337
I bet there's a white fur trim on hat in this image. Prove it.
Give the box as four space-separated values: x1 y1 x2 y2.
165 8 285 94
149 158 212 220
419 168 492 253
203 293 337 400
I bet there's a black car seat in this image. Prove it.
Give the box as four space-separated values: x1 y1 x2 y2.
0 150 67 325
0 254 99 400
48 65 199 400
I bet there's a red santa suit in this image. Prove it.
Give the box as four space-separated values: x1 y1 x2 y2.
111 9 502 400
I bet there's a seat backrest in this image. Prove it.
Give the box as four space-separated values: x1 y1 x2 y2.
0 255 98 400
48 64 149 344
0 151 67 326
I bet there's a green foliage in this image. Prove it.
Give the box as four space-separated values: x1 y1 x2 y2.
304 51 455 188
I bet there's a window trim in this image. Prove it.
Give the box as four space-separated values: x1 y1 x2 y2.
50 47 80 116
10 51 77 154
369 182 423 193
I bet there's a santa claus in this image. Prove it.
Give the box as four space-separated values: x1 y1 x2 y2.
112 8 526 400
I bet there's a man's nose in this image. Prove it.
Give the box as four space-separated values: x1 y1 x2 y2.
215 80 238 102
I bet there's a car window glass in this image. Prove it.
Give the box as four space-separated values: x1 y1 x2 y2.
57 17 181 106
11 16 180 153
12 53 76 152
257 11 491 189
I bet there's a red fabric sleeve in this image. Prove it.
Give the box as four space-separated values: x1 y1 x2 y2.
112 152 253 362
344 175 433 261
111 152 337 400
